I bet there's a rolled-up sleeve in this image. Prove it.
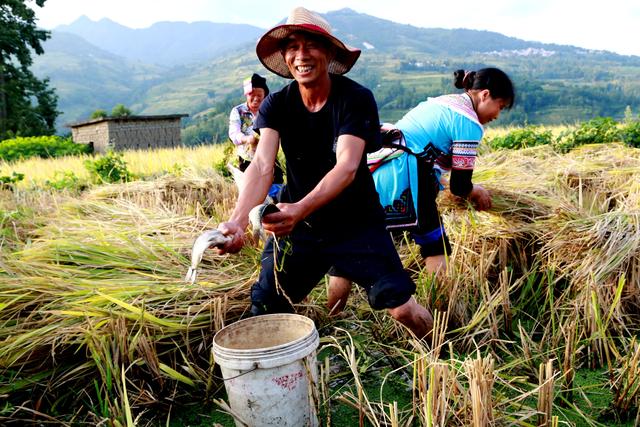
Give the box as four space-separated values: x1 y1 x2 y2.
228 107 244 145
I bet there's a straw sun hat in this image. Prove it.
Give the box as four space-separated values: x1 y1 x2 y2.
256 7 361 78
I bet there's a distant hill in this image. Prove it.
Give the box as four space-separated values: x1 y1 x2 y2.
325 8 637 60
54 16 264 66
31 31 167 125
327 9 551 55
33 9 640 133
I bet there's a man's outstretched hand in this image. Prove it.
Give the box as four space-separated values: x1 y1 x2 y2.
215 221 246 254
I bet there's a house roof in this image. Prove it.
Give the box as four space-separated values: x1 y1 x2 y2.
67 114 189 128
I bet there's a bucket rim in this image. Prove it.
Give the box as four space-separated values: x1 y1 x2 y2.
212 313 317 354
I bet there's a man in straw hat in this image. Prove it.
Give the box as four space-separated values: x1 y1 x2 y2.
215 7 434 338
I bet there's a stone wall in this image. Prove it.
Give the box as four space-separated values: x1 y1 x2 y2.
108 119 181 151
71 121 109 153
70 117 184 154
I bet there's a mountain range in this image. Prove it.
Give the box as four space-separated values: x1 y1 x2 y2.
53 15 264 66
31 8 640 134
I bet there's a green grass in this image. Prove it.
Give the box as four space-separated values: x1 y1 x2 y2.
161 364 635 427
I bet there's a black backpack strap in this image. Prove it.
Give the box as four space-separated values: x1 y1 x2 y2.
380 127 444 164
413 142 445 163
381 128 403 146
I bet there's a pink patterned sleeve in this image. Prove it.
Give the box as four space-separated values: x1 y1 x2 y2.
451 140 479 170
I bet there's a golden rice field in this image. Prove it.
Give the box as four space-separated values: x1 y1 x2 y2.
0 137 639 426
0 145 226 188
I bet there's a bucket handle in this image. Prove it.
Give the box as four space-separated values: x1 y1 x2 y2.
216 363 259 381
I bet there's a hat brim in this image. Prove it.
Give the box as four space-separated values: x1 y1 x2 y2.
256 24 361 79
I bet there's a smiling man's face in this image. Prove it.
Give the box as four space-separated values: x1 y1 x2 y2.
282 32 332 85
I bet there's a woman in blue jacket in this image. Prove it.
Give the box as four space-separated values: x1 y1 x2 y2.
328 67 515 314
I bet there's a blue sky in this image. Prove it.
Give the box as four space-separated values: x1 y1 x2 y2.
34 0 640 57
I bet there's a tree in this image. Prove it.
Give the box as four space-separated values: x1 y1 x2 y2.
90 109 108 119
0 0 59 141
110 104 132 117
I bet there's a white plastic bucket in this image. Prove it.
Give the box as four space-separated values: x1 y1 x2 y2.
212 313 320 427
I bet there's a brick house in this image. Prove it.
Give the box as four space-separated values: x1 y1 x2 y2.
68 114 188 153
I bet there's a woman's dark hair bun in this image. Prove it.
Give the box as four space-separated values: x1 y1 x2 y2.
453 69 466 89
453 69 475 90
452 67 515 108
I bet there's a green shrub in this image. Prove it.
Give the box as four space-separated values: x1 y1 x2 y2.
84 151 133 184
0 136 92 162
0 172 25 190
44 171 86 191
554 117 621 153
486 126 554 150
620 120 640 148
213 141 235 178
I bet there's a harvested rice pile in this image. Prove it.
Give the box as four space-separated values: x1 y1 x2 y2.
1 142 638 425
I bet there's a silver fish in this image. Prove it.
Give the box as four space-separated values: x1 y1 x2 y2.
248 202 279 241
184 229 231 284
185 203 278 283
